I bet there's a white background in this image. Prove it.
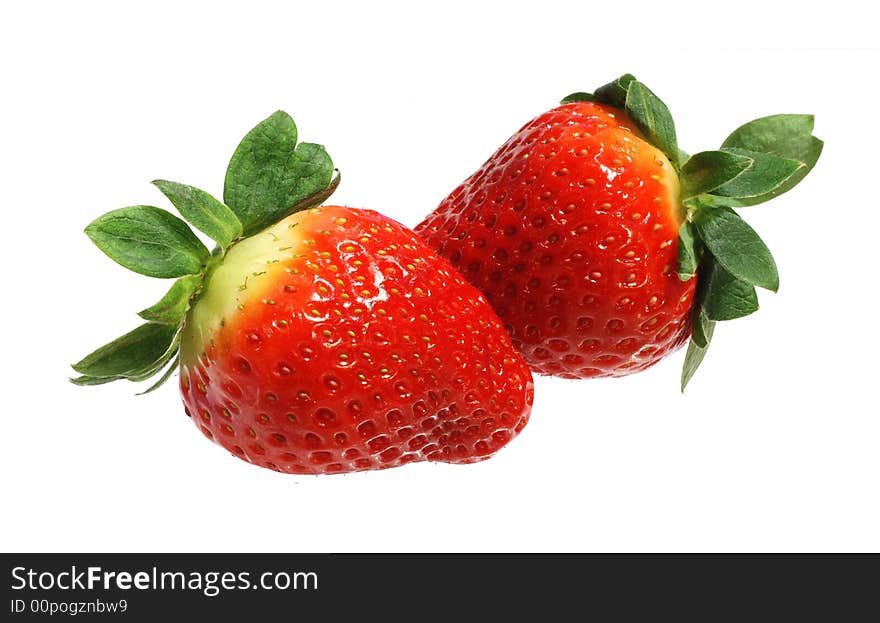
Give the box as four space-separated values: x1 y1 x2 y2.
2 1 878 552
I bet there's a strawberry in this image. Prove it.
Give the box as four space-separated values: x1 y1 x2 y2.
416 75 822 388
72 112 533 474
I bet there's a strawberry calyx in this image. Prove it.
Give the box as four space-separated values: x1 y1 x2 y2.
563 76 823 389
71 111 338 392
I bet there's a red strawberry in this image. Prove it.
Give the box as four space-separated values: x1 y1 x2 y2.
72 112 533 474
417 75 822 387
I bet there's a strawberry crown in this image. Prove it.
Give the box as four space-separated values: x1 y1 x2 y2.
71 112 339 392
563 75 823 390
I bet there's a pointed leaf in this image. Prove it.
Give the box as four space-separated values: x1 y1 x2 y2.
152 180 242 249
681 338 710 392
223 111 334 236
138 275 201 324
720 115 823 206
85 206 209 278
625 80 679 165
712 148 803 201
680 150 753 198
700 261 759 321
593 74 636 109
677 221 699 281
72 323 178 378
694 208 779 291
127 333 179 382
137 354 180 395
691 308 716 349
72 324 174 379
723 114 819 163
70 374 124 386
561 92 596 104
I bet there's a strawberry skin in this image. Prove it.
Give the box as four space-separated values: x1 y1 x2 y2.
179 206 533 474
416 102 696 378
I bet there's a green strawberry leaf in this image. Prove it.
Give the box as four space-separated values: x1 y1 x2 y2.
710 148 803 201
691 307 716 349
700 261 759 321
694 208 779 291
723 113 821 165
138 275 201 324
72 322 178 379
223 111 334 237
593 74 636 109
561 92 596 104
137 354 180 395
624 80 679 166
70 374 124 386
85 206 209 278
677 221 699 281
127 332 180 382
680 150 753 199
681 338 711 392
152 180 242 250
719 114 823 205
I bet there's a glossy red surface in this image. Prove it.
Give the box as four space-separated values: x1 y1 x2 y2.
180 207 533 474
417 102 696 378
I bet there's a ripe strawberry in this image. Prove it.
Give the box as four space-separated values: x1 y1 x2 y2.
416 75 822 387
72 112 533 474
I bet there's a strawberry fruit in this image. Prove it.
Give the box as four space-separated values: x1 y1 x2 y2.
72 112 533 474
416 75 822 388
